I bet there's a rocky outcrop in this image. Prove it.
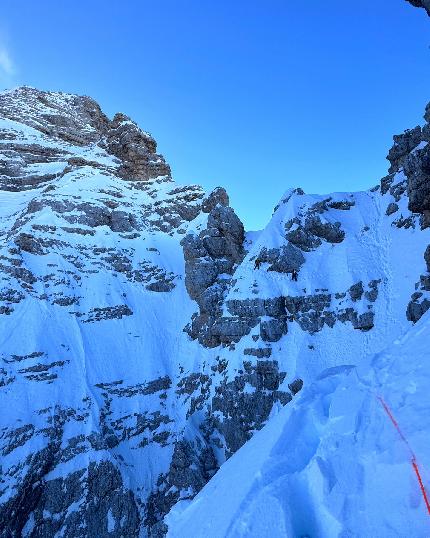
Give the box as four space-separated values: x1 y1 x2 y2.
0 87 110 146
182 191 246 347
425 244 430 271
141 358 304 535
284 215 345 252
406 265 430 323
0 394 140 538
0 87 171 191
257 244 305 272
216 280 378 341
201 186 229 213
106 113 171 181
0 457 140 538
385 97 430 322
145 440 217 537
405 143 430 219
384 99 430 221
387 126 422 174
386 202 399 216
207 360 295 457
407 291 430 322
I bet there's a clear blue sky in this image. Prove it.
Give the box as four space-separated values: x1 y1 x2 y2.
0 0 429 229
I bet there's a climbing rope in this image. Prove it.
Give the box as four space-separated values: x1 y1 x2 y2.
377 395 430 516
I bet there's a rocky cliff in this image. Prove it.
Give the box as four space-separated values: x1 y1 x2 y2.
0 87 301 538
1 8 430 533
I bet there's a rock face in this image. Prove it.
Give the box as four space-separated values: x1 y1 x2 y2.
384 93 430 322
386 123 430 219
1 458 140 538
182 196 246 347
0 83 429 538
0 87 305 538
107 112 171 181
387 126 422 174
0 86 171 191
425 244 430 271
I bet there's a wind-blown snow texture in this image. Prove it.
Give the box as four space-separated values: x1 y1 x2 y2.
1 5 430 535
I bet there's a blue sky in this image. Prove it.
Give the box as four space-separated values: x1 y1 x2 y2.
0 0 429 229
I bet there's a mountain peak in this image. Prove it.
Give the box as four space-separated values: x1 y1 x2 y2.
0 86 172 190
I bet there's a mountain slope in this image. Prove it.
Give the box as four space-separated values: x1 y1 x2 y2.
167 308 430 538
0 87 300 537
0 67 429 538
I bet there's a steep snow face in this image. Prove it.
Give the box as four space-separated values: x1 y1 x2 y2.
0 88 299 537
0 85 429 538
166 309 430 538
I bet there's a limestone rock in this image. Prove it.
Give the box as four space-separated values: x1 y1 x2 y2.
0 86 110 146
387 126 422 174
349 282 364 301
106 113 171 181
425 244 430 271
404 143 430 217
209 360 294 456
407 292 430 322
0 86 172 191
182 203 245 347
258 243 305 273
386 202 399 216
201 187 229 213
285 215 345 252
260 317 288 342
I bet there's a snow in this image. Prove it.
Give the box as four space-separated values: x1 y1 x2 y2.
411 141 428 153
223 186 429 381
167 311 430 537
0 134 207 507
107 508 115 533
1 87 430 536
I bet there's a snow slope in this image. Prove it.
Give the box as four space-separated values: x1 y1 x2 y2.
167 309 430 538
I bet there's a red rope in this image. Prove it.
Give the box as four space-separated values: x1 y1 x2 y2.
377 396 410 447
377 395 430 517
412 460 430 516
